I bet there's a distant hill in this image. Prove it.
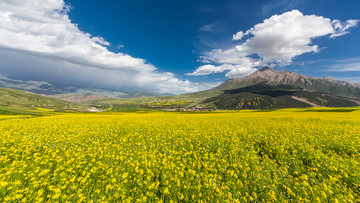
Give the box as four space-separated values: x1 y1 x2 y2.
0 76 67 95
0 76 171 102
124 91 175 98
0 75 130 97
52 91 174 104
0 87 87 113
189 67 360 109
51 93 109 104
215 66 360 98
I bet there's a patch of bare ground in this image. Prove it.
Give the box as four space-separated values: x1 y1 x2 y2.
291 96 322 107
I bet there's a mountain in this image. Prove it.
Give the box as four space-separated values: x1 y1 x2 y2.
0 76 170 102
124 91 175 98
322 76 360 88
91 67 360 110
0 76 66 95
51 93 109 103
51 91 174 104
215 67 360 98
180 67 360 109
0 75 131 97
0 87 87 114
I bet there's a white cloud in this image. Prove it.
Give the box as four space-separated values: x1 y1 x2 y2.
330 19 360 38
237 10 335 64
186 64 222 76
232 31 244 41
225 66 258 78
186 64 257 76
200 22 219 32
232 30 252 40
325 58 360 72
187 63 257 78
189 10 359 78
91 36 110 46
0 0 216 94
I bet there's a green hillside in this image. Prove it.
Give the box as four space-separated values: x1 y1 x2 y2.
202 84 359 109
0 87 87 113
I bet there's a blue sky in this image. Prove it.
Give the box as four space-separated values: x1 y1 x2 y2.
0 0 359 93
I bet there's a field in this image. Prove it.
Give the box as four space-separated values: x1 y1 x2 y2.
0 108 359 202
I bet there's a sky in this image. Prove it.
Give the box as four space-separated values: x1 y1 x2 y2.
0 0 359 94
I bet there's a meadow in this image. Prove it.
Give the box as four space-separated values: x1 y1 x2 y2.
0 108 359 202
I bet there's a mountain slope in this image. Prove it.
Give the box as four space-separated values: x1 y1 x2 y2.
202 84 359 109
180 67 360 109
0 76 132 97
0 76 66 95
215 67 360 98
0 87 87 112
0 76 172 102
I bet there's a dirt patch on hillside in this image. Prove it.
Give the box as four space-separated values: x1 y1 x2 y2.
291 96 322 107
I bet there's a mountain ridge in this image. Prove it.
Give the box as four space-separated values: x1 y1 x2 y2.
0 76 172 102
176 67 360 110
0 87 87 113
215 67 360 99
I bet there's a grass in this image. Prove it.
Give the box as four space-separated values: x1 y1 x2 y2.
0 87 87 111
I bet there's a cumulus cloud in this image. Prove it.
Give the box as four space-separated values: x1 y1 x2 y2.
0 0 215 94
189 10 359 78
330 19 360 38
186 62 258 78
232 30 252 41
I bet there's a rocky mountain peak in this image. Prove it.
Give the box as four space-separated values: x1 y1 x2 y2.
259 66 272 71
323 76 360 88
248 66 280 79
323 76 337 80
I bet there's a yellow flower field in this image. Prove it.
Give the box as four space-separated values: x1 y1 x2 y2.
0 108 359 202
